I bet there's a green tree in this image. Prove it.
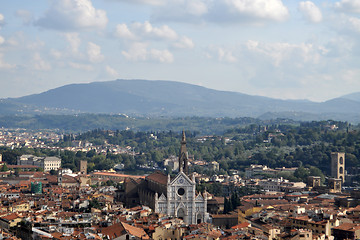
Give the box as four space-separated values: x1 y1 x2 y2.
0 164 8 172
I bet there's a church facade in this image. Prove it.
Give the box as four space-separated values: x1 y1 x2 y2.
155 171 208 224
126 131 209 224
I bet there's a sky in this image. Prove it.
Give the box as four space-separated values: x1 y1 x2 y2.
0 0 360 102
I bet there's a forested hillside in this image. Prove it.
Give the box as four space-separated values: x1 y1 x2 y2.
1 120 358 185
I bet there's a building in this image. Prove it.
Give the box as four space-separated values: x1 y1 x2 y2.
328 178 342 193
80 160 87 174
164 156 179 172
331 152 345 183
308 176 321 188
332 223 360 240
126 131 209 225
17 155 61 172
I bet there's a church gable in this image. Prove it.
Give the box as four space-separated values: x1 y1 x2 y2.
195 193 204 201
158 193 167 201
169 172 194 187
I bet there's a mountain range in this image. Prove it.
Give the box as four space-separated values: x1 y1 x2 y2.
2 79 360 123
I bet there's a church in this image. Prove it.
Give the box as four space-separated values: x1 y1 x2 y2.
125 131 209 224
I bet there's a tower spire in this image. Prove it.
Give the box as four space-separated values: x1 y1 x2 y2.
179 130 189 175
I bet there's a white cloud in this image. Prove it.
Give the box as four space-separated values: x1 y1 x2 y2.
64 33 81 54
245 41 323 66
218 48 237 63
0 13 4 30
130 21 178 40
116 0 166 5
50 49 63 59
152 0 210 23
15 10 33 25
115 21 179 41
122 42 173 63
33 53 51 71
27 41 45 50
105 66 119 77
152 0 288 24
335 0 360 13
122 42 148 61
149 49 174 63
69 62 93 71
35 0 108 31
115 21 193 54
87 42 104 63
172 36 194 49
333 15 360 35
347 16 360 33
299 1 322 23
0 36 4 45
224 0 289 22
115 24 135 39
0 53 15 69
186 0 209 16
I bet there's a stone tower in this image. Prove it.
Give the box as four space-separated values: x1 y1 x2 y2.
179 130 189 175
57 168 63 186
328 178 342 193
331 152 345 183
308 176 321 188
80 160 87 175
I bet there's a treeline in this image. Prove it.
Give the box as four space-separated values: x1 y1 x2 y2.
0 114 292 134
57 120 359 177
1 120 360 179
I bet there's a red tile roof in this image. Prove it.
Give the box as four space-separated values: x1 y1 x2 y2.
122 222 150 239
101 223 125 239
334 223 360 231
146 171 168 186
1 213 21 221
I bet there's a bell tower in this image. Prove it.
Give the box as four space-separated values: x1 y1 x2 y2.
331 152 345 183
179 130 189 175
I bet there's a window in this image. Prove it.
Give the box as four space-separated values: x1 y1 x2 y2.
177 188 185 196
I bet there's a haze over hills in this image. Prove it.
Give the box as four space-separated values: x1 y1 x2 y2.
2 79 360 122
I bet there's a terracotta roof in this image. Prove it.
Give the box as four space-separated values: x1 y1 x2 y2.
121 222 150 239
146 171 168 186
46 175 58 183
62 175 78 183
334 223 360 231
211 214 238 219
290 216 310 221
92 172 145 179
210 197 225 204
231 222 250 229
33 172 46 178
8 165 38 169
101 222 125 239
1 213 21 221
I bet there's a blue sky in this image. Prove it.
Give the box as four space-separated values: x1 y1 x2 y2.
0 0 359 101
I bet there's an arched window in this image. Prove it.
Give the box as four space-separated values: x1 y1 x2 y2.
340 157 344 164
177 208 185 220
339 167 343 174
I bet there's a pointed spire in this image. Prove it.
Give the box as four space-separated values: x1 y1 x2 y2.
179 130 188 175
182 129 186 143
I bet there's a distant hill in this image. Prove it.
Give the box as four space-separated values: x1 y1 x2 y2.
340 92 360 102
2 79 360 122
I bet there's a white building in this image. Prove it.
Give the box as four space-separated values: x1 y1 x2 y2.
17 155 61 171
155 171 209 224
136 131 209 225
